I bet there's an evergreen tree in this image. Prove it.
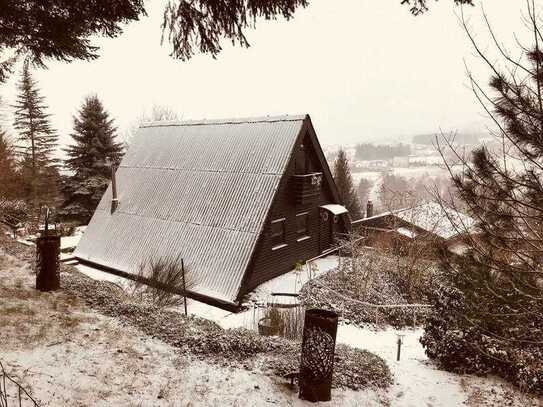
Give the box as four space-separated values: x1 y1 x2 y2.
379 173 411 211
357 177 372 210
333 149 362 220
0 0 475 83
0 130 19 199
421 3 543 393
60 95 123 224
13 62 59 209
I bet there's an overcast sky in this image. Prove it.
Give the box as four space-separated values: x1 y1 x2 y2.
0 0 531 147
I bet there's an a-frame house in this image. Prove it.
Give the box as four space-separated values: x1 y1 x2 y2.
75 114 349 309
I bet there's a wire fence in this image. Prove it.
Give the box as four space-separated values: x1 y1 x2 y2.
303 240 433 327
0 361 40 407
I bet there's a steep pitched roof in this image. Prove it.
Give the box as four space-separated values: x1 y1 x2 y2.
75 115 308 304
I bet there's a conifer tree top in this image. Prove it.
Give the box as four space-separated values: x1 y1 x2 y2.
64 95 123 178
12 62 58 167
333 149 362 220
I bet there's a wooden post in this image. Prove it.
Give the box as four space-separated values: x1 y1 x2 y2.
36 233 60 291
299 309 338 402
396 334 405 361
181 258 188 316
110 163 119 213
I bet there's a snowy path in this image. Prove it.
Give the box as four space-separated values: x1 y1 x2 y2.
338 326 465 406
337 325 540 407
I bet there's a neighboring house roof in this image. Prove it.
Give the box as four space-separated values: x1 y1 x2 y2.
75 114 309 305
396 202 475 239
355 202 475 240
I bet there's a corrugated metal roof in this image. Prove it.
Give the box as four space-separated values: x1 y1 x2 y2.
75 115 307 303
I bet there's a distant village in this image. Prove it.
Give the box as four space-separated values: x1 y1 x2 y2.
322 131 486 216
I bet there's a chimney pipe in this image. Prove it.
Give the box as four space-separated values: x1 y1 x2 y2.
366 200 374 218
111 163 119 213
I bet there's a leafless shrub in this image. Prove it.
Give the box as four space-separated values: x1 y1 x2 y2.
260 303 305 340
279 306 305 340
0 360 40 407
344 233 377 299
129 256 195 310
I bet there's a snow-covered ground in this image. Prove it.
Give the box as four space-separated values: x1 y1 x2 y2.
1 249 388 406
48 254 543 406
15 225 86 260
337 326 541 406
61 226 86 253
250 256 339 300
77 263 127 286
194 258 542 406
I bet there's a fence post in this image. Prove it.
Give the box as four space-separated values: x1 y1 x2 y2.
299 309 338 402
181 258 188 316
35 232 60 291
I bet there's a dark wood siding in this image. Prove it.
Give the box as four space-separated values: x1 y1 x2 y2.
241 131 346 293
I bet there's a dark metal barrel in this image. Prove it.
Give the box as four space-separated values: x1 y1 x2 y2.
298 309 338 402
36 234 60 291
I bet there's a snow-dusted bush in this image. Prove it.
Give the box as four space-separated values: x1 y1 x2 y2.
266 343 392 390
300 251 437 327
421 264 543 394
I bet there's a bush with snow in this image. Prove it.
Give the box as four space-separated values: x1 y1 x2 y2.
300 251 438 327
420 263 543 395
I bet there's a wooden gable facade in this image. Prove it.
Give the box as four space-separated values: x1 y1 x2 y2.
241 119 349 295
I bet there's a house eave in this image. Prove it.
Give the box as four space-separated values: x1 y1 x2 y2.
74 257 241 312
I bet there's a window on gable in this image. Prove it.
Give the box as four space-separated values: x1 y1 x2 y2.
296 212 310 241
271 218 286 248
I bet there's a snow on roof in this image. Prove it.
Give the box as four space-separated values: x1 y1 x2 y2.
140 114 307 128
396 227 418 239
75 115 308 304
395 202 475 240
320 204 349 215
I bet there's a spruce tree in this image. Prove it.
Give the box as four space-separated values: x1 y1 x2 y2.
421 3 543 393
13 62 59 210
332 149 362 220
60 95 123 224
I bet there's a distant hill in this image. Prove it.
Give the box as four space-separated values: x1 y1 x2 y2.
354 142 411 160
412 132 482 146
